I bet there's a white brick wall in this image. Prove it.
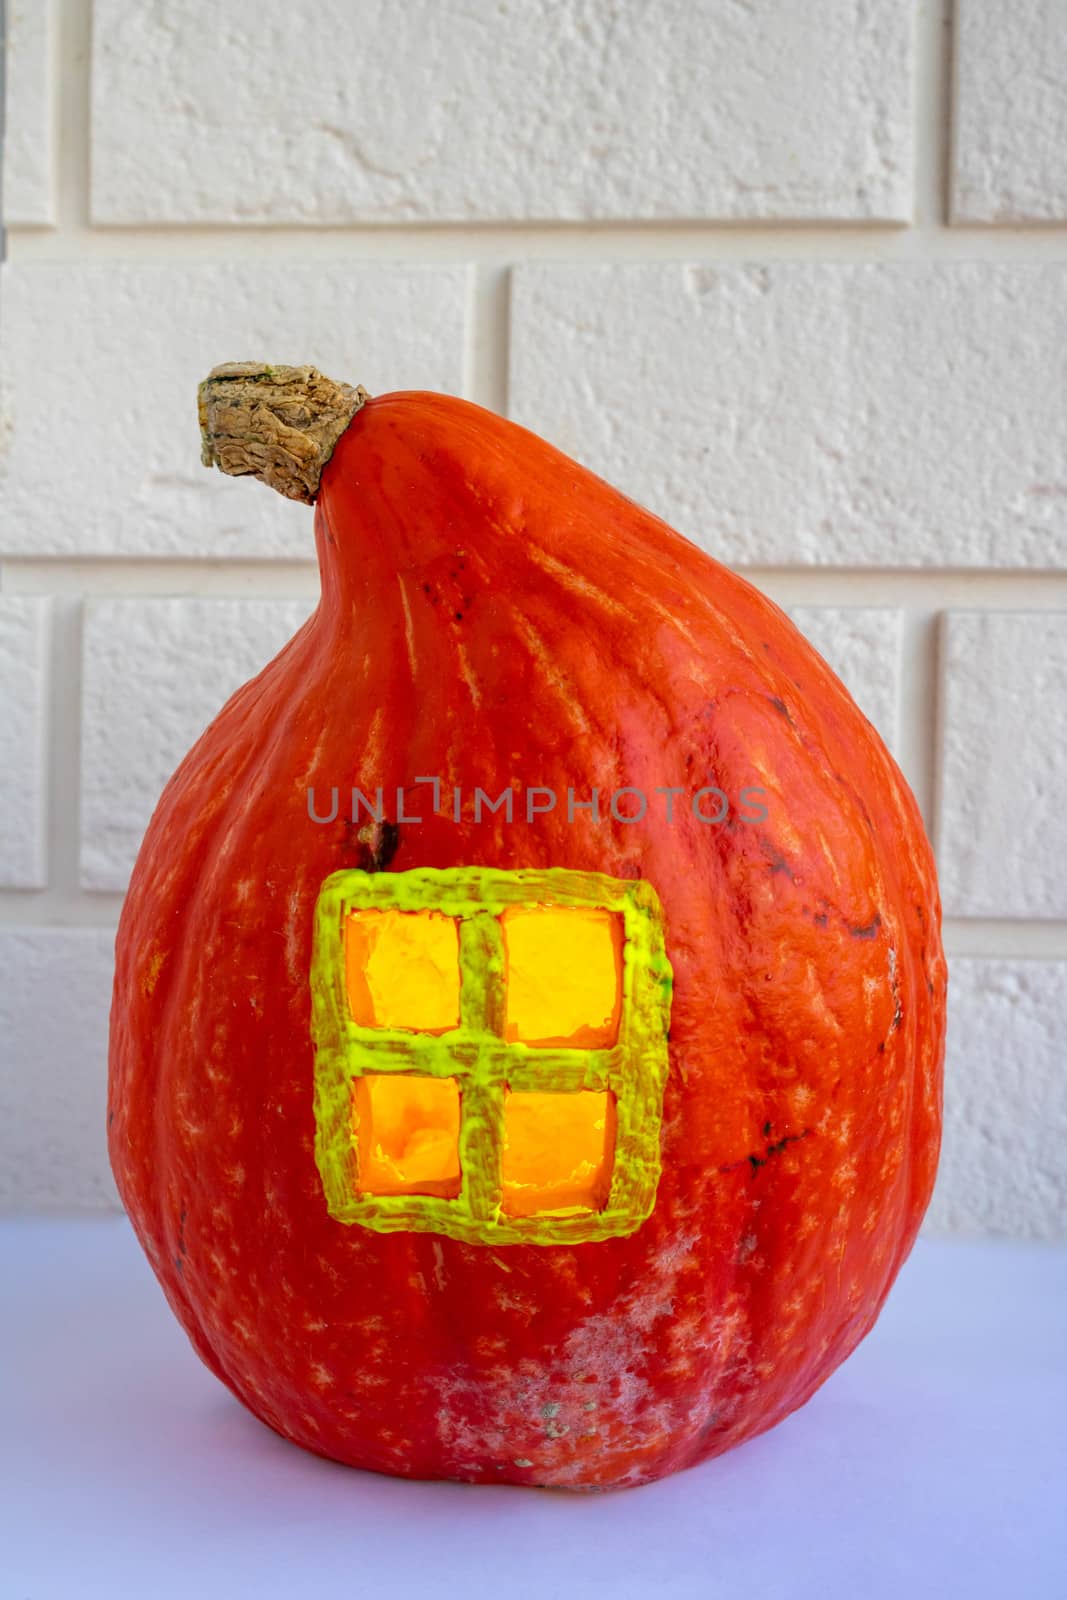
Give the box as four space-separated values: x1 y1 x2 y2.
81 598 313 889
1 0 53 224
952 0 1067 222
0 929 118 1209
510 262 1067 568
0 263 467 555
0 597 48 887
89 0 915 224
789 608 902 753
938 612 1067 919
924 959 1067 1238
1 1 1065 1236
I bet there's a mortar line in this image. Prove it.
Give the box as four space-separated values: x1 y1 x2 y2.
897 607 940 835
44 595 86 911
942 920 1067 960
463 262 511 413
912 0 955 236
53 0 91 235
4 560 1067 607
8 219 1067 267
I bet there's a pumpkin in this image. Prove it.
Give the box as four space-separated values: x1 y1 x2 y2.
108 363 946 1491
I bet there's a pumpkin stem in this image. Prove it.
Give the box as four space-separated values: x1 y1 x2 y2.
198 363 370 505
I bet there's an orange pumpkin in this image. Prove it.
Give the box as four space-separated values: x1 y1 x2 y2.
108 364 945 1490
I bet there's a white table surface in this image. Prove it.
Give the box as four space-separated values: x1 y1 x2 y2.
2 1220 1065 1599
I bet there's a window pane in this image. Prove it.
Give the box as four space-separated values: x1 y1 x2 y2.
353 1074 461 1199
501 1088 615 1216
345 908 460 1033
502 906 622 1047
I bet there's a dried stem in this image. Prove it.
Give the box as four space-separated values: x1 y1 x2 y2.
198 362 369 504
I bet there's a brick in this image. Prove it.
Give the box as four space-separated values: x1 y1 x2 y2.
0 597 48 888
938 611 1067 918
2 0 53 224
0 262 467 557
0 929 118 1211
923 959 1067 1239
790 607 901 753
952 0 1067 223
81 598 311 890
510 263 1067 569
90 0 913 224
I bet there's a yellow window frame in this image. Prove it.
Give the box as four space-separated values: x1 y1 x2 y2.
310 865 674 1246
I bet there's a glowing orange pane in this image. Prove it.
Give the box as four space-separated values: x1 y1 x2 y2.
354 1074 462 1199
500 1089 615 1217
345 909 460 1033
502 906 622 1048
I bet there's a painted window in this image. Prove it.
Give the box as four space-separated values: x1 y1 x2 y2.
310 866 673 1246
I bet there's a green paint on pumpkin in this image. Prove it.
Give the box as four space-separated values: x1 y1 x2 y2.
310 865 673 1246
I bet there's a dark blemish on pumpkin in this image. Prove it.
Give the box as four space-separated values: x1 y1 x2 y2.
762 1120 772 1137
347 819 401 873
719 1127 812 1178
767 695 792 724
107 1109 114 1130
849 914 882 940
878 1041 886 1054
767 1132 807 1158
454 611 463 621
341 817 400 872
375 821 401 869
762 844 789 875
814 912 829 928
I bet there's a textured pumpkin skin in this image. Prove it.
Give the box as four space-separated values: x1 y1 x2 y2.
109 391 946 1490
